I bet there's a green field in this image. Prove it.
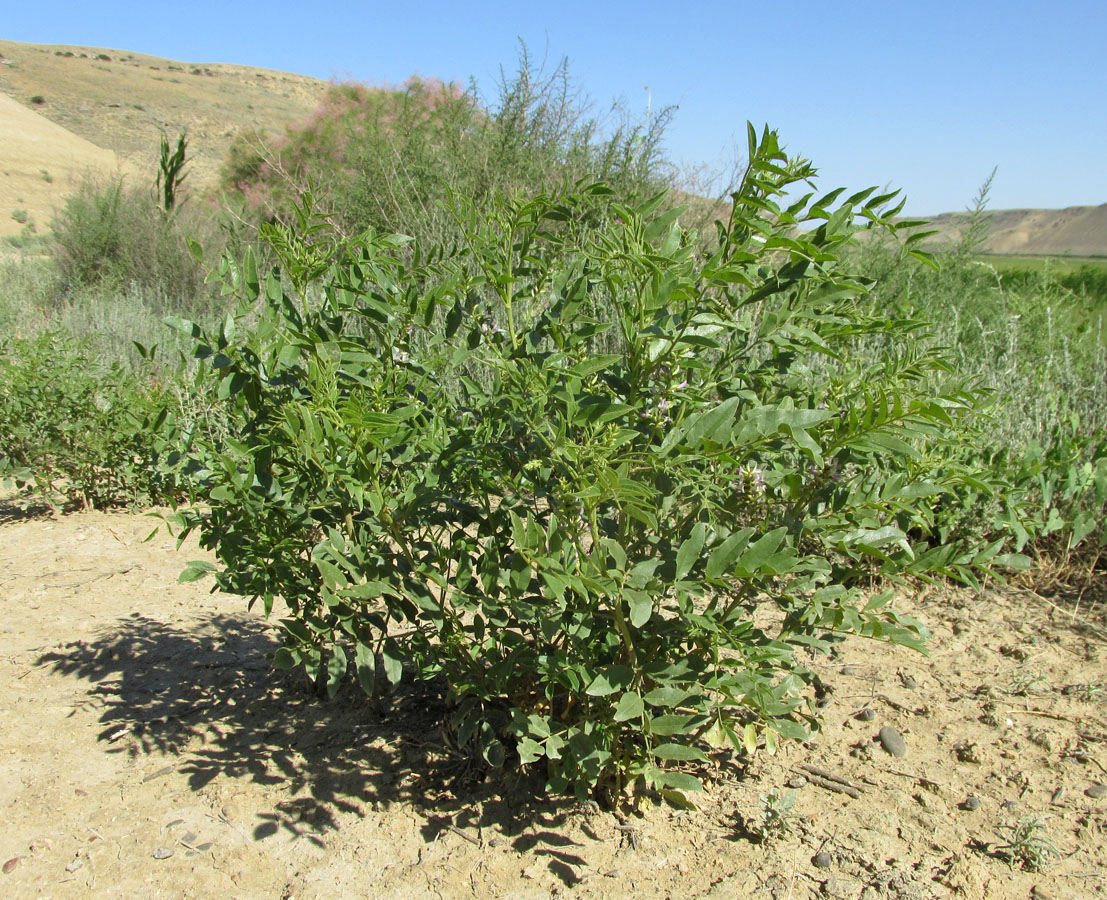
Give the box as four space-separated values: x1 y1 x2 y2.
978 253 1107 273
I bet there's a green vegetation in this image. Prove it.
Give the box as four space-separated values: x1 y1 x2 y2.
170 129 978 802
0 48 1103 808
224 48 675 249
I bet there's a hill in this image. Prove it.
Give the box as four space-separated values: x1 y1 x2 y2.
921 204 1107 257
0 39 328 237
2 38 1105 256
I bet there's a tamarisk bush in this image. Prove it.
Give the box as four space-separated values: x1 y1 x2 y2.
168 126 1006 804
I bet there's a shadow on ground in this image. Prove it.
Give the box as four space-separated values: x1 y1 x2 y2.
0 493 55 524
35 610 576 875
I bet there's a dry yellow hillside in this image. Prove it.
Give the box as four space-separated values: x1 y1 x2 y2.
0 92 127 237
0 39 329 237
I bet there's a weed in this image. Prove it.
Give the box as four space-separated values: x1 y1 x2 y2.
1062 682 1104 702
39 168 53 183
1005 669 1048 696
29 95 45 105
10 208 30 225
755 789 801 840
993 816 1062 871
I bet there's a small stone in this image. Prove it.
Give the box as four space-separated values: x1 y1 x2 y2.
152 847 174 860
812 851 833 869
855 708 876 722
1032 886 1053 900
787 776 808 789
962 796 981 811
1085 784 1107 799
878 726 907 757
900 674 918 690
1001 800 1018 811
840 666 857 676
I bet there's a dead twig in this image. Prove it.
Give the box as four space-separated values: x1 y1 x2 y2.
883 768 942 791
796 766 863 799
442 823 480 846
52 566 136 589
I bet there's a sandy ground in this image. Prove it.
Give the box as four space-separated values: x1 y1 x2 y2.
1 500 1105 899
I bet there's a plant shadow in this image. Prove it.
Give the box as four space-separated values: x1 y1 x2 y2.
35 610 579 866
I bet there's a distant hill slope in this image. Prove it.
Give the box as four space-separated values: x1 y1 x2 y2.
0 90 126 237
922 205 1107 257
2 39 1104 254
0 39 328 236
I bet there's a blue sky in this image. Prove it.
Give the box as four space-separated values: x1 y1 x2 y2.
5 1 1105 214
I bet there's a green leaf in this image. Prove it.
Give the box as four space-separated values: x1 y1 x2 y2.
675 522 706 580
272 647 297 670
586 665 634 696
326 644 347 698
651 742 708 761
651 770 703 792
994 553 1032 570
643 686 694 707
735 527 788 574
705 528 754 579
613 691 644 722
178 560 216 583
662 396 740 452
626 590 653 628
355 643 376 697
381 639 403 686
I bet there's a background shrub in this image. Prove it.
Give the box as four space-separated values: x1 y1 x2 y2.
0 331 180 509
50 174 218 314
223 47 676 248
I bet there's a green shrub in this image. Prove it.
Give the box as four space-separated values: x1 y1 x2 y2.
850 232 1107 565
50 174 216 309
224 47 675 248
0 331 181 509
169 127 1006 805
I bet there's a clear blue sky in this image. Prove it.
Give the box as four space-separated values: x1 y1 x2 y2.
5 1 1105 214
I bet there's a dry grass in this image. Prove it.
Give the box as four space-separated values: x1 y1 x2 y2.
0 39 328 237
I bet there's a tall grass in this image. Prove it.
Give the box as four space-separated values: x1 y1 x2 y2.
854 241 1107 447
223 45 677 249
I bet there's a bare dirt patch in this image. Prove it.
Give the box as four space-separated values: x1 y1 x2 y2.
1 504 1105 899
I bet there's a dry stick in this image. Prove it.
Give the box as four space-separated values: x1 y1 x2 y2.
52 566 136 589
883 768 942 790
1007 708 1079 723
797 766 863 799
798 764 864 792
443 823 480 846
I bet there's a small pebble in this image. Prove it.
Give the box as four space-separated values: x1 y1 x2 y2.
787 775 808 789
962 796 981 811
840 666 857 676
1001 800 1018 811
878 726 907 758
855 708 876 722
1085 784 1107 799
152 847 174 860
900 674 918 690
812 851 833 869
